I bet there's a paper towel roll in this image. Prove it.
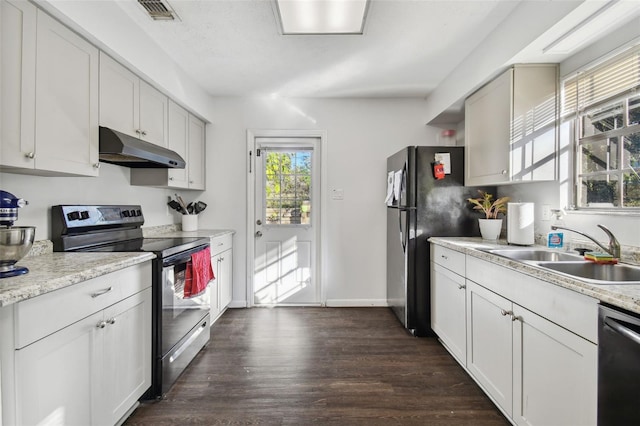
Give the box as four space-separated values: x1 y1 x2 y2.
507 202 535 246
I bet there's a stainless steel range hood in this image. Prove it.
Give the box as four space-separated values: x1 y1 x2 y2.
99 126 185 168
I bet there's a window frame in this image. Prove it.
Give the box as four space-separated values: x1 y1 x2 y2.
563 43 640 213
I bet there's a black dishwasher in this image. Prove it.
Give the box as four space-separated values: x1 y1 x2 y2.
598 304 640 425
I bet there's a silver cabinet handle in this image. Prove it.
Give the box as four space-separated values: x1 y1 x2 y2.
500 309 512 317
141 130 147 136
24 152 35 159
458 284 466 290
255 231 262 238
96 320 107 329
135 129 141 135
169 177 174 181
501 170 508 175
93 163 101 169
107 317 116 325
511 314 521 322
91 286 113 298
441 255 448 260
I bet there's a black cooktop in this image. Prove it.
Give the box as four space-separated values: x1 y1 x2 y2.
82 237 209 257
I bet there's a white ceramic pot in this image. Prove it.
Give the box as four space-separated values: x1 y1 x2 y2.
181 214 198 232
479 218 502 241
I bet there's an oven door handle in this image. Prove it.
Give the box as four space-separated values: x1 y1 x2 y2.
163 244 210 267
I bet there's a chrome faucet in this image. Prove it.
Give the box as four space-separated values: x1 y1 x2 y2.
551 224 621 259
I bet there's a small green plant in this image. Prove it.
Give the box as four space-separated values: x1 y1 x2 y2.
467 191 510 219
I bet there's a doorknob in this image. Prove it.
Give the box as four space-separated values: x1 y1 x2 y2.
256 219 262 226
255 231 263 238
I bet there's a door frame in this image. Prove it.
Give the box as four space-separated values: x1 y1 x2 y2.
246 129 327 308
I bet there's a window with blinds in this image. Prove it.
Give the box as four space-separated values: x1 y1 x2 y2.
562 44 640 209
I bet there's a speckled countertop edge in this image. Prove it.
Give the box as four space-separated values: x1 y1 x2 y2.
0 252 155 307
147 228 235 239
429 237 640 314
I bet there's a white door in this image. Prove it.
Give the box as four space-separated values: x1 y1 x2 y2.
253 138 320 305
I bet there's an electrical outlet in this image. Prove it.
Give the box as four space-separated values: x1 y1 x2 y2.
541 204 552 221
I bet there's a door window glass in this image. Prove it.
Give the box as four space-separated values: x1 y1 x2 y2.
264 150 312 225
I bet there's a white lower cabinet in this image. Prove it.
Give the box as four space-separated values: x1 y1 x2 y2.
431 263 467 365
210 234 234 323
512 304 597 426
431 243 598 426
3 263 152 426
466 281 513 417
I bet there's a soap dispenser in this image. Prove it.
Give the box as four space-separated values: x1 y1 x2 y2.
547 209 569 250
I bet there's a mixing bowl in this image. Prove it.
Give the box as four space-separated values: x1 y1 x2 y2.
0 226 36 276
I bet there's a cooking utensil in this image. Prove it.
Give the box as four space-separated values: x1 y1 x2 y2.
175 194 189 214
167 200 185 214
194 201 207 214
0 226 35 278
187 202 194 214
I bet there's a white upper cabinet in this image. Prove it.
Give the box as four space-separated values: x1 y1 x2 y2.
130 104 206 190
1 2 99 176
99 52 168 147
465 64 558 186
187 114 206 190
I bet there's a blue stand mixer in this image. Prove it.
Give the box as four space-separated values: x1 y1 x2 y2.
0 190 35 278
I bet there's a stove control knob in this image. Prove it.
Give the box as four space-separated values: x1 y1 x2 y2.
135 209 142 217
122 210 130 218
80 211 90 220
67 211 81 221
129 209 137 217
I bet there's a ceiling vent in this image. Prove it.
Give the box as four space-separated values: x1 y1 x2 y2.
137 0 179 21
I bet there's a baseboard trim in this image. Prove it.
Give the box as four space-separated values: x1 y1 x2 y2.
325 299 388 307
228 300 247 308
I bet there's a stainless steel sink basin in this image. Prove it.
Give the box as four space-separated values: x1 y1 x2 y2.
536 261 640 284
483 249 584 262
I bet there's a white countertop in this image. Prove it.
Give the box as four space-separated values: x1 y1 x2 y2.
429 237 640 314
0 228 234 308
0 252 155 307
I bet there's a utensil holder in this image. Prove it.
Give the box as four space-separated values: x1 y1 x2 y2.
182 215 198 232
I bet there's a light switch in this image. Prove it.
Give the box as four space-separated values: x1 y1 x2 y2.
332 189 344 200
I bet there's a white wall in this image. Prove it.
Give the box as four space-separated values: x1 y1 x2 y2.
203 97 439 306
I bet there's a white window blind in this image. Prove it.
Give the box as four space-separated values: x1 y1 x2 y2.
562 45 640 116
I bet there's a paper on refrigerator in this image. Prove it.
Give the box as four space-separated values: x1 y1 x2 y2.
385 171 395 206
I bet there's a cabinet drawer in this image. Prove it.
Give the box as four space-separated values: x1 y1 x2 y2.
15 262 151 348
210 233 233 256
432 245 465 275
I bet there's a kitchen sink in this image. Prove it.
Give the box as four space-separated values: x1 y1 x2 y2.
536 261 640 284
482 248 584 262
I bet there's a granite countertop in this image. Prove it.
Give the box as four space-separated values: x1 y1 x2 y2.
0 252 155 308
146 228 235 239
429 237 640 314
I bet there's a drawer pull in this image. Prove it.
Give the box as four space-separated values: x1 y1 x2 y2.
441 255 448 260
91 286 113 298
96 320 107 329
500 309 512 317
107 317 116 325
458 284 466 290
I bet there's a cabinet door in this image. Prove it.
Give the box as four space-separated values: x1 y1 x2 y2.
1 0 36 169
512 304 597 426
139 80 168 147
99 52 140 139
210 255 221 323
101 288 152 425
466 280 513 417
34 10 99 176
188 115 206 189
167 100 189 188
431 263 466 365
15 311 102 426
465 68 512 186
219 249 233 309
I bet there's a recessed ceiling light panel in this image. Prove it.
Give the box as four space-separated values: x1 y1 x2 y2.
275 0 369 35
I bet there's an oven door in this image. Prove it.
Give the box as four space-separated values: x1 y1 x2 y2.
160 244 211 357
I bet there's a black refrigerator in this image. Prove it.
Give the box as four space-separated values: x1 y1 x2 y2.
386 146 492 336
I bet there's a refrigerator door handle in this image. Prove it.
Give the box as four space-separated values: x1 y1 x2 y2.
398 209 406 253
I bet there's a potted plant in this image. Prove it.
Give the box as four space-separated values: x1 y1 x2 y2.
468 190 510 240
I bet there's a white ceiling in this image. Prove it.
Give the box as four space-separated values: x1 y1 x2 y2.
113 0 521 98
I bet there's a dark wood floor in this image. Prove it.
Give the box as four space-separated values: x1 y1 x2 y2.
125 307 509 425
